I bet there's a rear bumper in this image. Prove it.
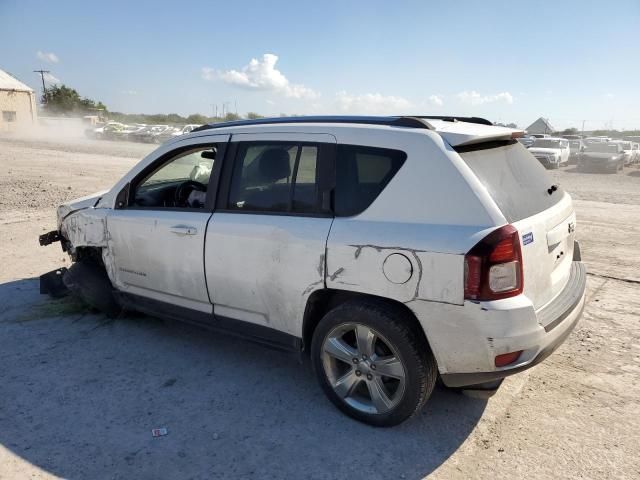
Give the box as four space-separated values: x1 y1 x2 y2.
440 260 586 388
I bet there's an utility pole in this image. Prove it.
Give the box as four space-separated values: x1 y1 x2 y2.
222 102 231 118
33 69 50 100
581 120 585 138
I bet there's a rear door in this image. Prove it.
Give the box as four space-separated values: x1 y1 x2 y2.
205 133 336 337
459 141 576 309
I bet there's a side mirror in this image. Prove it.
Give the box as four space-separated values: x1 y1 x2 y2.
115 183 130 209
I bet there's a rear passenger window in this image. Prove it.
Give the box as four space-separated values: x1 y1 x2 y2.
228 143 320 214
334 145 406 217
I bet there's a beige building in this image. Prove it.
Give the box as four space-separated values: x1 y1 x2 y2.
0 68 38 131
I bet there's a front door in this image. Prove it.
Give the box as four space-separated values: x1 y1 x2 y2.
107 134 228 313
205 133 336 337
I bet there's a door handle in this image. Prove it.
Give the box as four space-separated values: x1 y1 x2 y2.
170 225 198 236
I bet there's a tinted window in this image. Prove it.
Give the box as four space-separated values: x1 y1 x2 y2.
586 143 620 153
460 142 563 222
334 145 406 217
228 142 320 213
532 139 561 148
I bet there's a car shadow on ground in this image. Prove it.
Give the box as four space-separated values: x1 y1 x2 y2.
0 278 487 480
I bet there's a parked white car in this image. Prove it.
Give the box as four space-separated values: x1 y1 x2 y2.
616 141 634 166
528 137 570 169
172 124 202 137
40 116 586 426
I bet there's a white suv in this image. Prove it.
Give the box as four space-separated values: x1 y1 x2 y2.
40 116 586 426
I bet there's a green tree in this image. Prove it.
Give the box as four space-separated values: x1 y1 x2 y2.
186 113 208 124
167 113 187 124
562 127 579 135
42 84 107 115
223 112 241 121
246 112 263 119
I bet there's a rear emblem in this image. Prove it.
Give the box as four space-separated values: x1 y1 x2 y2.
522 232 534 245
568 222 575 234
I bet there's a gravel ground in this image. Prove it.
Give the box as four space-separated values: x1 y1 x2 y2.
0 133 639 479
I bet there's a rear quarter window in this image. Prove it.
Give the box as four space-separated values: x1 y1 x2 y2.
334 145 406 217
460 141 564 222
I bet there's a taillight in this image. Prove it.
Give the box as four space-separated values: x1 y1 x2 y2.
464 225 523 301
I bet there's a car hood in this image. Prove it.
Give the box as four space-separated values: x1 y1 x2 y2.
582 152 620 160
56 190 108 225
528 147 559 154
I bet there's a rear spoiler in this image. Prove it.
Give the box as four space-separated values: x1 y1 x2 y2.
427 118 525 148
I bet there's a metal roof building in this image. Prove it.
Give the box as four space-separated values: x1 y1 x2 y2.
0 68 38 130
526 117 555 135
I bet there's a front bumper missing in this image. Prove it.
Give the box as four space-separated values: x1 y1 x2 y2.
39 230 62 246
40 267 69 298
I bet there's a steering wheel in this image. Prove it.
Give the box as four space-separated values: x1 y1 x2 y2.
174 180 206 207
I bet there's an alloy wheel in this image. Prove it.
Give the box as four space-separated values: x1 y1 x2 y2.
321 323 407 415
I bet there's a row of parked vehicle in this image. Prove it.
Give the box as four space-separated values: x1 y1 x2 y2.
518 134 640 173
85 122 202 143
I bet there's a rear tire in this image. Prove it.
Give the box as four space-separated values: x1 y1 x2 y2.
311 300 437 427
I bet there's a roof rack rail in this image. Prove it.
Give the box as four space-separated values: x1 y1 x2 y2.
413 116 493 126
191 115 434 133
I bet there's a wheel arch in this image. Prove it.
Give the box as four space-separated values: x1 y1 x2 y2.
302 288 433 356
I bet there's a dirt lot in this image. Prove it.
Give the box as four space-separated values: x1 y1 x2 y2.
1 133 639 479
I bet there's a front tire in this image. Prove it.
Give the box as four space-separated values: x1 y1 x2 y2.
311 300 437 427
63 260 122 318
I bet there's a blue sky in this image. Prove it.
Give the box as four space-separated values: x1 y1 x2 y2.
1 0 639 129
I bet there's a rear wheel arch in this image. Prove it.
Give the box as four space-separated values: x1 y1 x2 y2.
302 289 433 356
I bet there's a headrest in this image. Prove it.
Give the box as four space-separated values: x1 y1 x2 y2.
257 148 291 182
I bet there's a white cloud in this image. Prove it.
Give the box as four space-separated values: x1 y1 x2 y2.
428 94 444 107
457 90 513 105
37 51 59 64
604 92 614 99
265 99 276 105
121 90 138 95
334 91 411 115
43 72 60 85
202 53 318 99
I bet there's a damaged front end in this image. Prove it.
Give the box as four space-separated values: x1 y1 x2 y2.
39 191 119 316
39 229 63 247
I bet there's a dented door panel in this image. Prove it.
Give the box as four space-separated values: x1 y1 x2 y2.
205 213 332 337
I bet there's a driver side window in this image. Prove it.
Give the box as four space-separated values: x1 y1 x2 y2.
132 146 217 209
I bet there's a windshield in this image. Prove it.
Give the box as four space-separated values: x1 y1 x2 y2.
460 142 564 222
586 144 619 153
532 139 561 148
620 142 632 149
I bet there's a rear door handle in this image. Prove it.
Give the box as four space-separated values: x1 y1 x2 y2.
170 225 198 236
